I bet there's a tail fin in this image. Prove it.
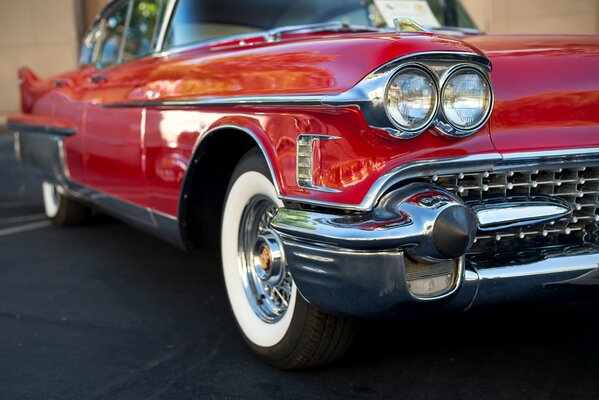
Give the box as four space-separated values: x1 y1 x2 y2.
17 67 40 113
18 67 39 84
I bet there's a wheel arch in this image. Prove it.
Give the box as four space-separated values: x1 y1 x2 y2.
178 124 281 251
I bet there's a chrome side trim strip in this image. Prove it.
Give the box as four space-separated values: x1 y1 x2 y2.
102 95 326 108
65 180 184 248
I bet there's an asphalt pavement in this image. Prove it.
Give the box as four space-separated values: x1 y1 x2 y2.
0 128 598 400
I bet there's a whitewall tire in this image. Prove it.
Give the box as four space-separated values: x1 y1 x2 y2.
221 149 356 369
42 181 90 226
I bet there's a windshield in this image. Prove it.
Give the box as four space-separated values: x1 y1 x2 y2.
163 0 477 50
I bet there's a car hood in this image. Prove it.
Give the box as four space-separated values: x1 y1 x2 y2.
464 35 599 154
141 32 484 100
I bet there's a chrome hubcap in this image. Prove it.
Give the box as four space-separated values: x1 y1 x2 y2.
238 196 292 323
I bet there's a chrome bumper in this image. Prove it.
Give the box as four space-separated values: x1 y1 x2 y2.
276 239 599 318
272 183 599 318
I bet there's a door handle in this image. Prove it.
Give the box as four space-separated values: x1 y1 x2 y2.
52 78 73 88
89 74 108 84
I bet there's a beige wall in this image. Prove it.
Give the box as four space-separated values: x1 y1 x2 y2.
0 0 80 117
462 0 599 34
84 0 107 27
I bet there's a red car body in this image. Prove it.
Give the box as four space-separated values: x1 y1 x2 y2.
8 1 599 365
14 33 599 217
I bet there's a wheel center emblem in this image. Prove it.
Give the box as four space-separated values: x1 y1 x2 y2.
259 245 271 272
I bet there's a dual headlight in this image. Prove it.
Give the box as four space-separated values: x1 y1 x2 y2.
384 65 493 139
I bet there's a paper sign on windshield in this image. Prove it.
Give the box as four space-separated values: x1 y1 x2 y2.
373 0 441 28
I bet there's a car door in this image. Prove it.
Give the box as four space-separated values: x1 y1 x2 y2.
50 20 104 182
79 0 165 209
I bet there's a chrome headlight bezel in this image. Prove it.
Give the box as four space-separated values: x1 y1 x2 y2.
321 53 494 141
434 65 494 138
383 64 439 139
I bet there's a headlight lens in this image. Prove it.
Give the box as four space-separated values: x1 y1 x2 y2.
385 67 437 136
441 68 492 131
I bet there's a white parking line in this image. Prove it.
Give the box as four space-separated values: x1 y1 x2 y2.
0 214 47 225
0 220 52 237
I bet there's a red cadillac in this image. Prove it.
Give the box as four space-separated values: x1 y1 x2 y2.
8 0 599 369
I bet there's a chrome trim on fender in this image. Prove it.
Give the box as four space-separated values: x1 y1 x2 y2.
282 152 502 211
281 147 599 212
297 134 341 193
188 123 281 195
178 123 282 248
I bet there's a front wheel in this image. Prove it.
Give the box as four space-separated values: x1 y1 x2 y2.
42 181 90 226
221 149 356 369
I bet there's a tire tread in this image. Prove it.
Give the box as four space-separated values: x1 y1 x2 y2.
277 307 357 370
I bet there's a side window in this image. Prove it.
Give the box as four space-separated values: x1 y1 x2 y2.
80 20 102 65
97 2 131 69
123 0 165 63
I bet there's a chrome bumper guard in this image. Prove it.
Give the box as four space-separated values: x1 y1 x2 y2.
272 183 599 318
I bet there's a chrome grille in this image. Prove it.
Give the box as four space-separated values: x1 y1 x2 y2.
427 167 599 265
